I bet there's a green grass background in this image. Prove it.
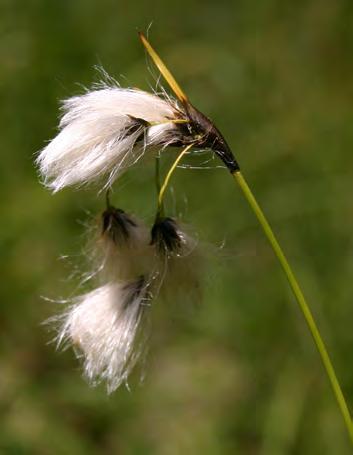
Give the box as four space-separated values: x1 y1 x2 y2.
2 0 353 453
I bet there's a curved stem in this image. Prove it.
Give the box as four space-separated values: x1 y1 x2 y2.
233 169 353 444
155 154 163 217
156 144 193 217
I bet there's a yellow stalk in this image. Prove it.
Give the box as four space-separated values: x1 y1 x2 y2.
139 32 188 103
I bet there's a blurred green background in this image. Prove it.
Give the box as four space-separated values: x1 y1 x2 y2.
2 0 353 453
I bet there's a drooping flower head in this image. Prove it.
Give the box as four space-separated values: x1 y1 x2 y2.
151 217 202 304
56 277 149 393
91 204 152 281
151 217 186 257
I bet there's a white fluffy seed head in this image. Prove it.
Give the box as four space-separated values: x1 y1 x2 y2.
56 279 148 393
89 206 153 282
37 86 185 192
151 217 202 304
151 217 197 258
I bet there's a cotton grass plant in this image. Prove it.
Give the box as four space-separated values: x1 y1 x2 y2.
37 33 353 443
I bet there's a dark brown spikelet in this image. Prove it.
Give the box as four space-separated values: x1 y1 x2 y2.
102 206 137 245
151 217 183 255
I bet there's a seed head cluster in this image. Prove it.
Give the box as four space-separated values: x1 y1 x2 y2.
38 73 207 392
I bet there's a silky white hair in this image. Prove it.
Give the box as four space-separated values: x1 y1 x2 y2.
37 86 184 192
48 215 201 392
89 207 153 283
152 218 202 303
55 279 148 393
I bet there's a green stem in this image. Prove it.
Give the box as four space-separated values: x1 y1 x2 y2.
233 169 353 444
155 154 164 218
